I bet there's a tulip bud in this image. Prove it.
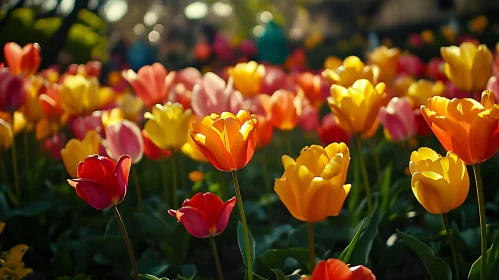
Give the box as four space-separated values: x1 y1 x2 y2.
3 42 41 76
378 97 417 142
0 68 26 112
105 120 144 163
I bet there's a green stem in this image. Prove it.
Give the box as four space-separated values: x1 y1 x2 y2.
179 155 188 198
0 150 7 186
11 136 20 204
473 164 487 280
442 213 459 279
218 171 229 199
284 131 293 156
209 235 224 280
356 134 372 215
23 129 29 171
366 137 381 181
160 157 169 203
260 152 272 221
308 222 316 272
172 153 178 209
132 168 144 212
231 171 253 280
113 205 139 280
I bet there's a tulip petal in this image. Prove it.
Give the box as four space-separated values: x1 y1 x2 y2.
115 155 131 203
176 207 211 238
295 145 330 177
274 178 303 221
69 179 113 210
214 196 236 235
302 177 332 222
4 42 22 75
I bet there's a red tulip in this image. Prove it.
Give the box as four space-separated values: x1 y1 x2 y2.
397 54 426 77
260 66 290 95
42 132 67 160
122 63 176 108
168 192 236 238
317 113 350 145
105 120 144 163
298 104 319 132
427 58 447 81
67 61 102 78
0 68 25 112
3 42 41 76
304 259 376 280
142 130 171 160
67 155 131 210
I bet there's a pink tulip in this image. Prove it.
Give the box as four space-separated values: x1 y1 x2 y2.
0 68 25 112
71 111 104 139
445 81 475 99
105 120 144 163
177 67 201 91
240 39 257 57
42 132 67 160
298 104 319 132
260 66 290 95
122 63 176 108
378 97 417 142
397 54 426 77
191 72 243 118
213 33 235 61
427 58 448 81
486 75 499 102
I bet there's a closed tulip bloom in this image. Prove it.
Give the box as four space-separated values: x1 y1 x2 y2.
101 108 125 130
190 110 257 171
260 66 289 95
378 97 417 142
255 114 273 148
317 113 350 145
391 75 415 97
274 143 351 222
228 61 265 97
270 90 299 131
116 93 144 122
302 258 375 280
0 118 13 150
144 102 192 151
168 192 236 238
421 90 499 165
486 75 499 102
294 72 329 109
39 86 64 120
177 67 201 91
298 104 319 132
409 147 469 214
105 120 144 163
407 79 445 108
441 43 492 92
122 63 176 108
19 76 44 123
59 75 100 116
61 130 101 178
0 68 25 112
322 56 379 87
328 79 386 137
181 116 207 162
142 130 171 161
68 155 131 210
427 58 448 82
368 46 400 82
42 132 66 160
3 42 41 76
397 54 426 77
191 72 243 118
71 111 104 140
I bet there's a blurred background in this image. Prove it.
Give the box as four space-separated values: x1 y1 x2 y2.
1 0 499 73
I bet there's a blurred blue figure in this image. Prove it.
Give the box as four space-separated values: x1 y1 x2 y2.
257 21 288 65
126 40 157 71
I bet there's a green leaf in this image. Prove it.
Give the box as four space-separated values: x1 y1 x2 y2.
139 275 169 280
379 162 393 213
238 221 256 270
397 229 452 280
244 271 268 280
338 221 364 263
255 248 309 274
349 207 382 265
53 230 73 276
178 264 197 280
272 269 287 280
468 232 499 280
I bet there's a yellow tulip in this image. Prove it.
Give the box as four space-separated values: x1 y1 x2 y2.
391 76 415 97
368 46 400 82
0 118 13 151
323 56 342 70
0 111 26 135
441 43 492 92
59 75 100 116
19 76 44 123
117 93 143 122
228 61 265 97
60 130 100 178
144 102 192 151
322 56 379 87
274 143 351 222
328 79 386 137
407 79 445 107
181 116 207 162
101 108 125 130
409 147 469 214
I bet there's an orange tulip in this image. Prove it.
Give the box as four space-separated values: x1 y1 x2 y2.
3 42 41 76
190 110 257 172
270 90 299 131
421 90 499 165
255 114 273 148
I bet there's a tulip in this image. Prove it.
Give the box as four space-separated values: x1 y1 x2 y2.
407 80 445 108
228 61 265 97
67 61 102 78
188 171 204 183
421 90 499 165
3 42 41 76
105 120 144 163
97 86 117 109
368 46 400 82
324 56 342 70
322 56 379 87
122 63 176 108
391 75 415 97
270 90 300 131
421 30 435 44
240 39 257 57
190 110 257 172
274 143 351 222
42 132 66 160
19 76 44 123
60 130 101 178
0 118 13 151
116 93 143 122
486 75 499 102
142 130 171 161
144 102 192 151
59 75 100 116
441 43 492 92
328 79 386 138
302 258 375 280
409 147 469 214
317 113 350 145
191 72 243 118
39 86 64 120
171 83 193 110
427 58 447 81
168 192 236 238
101 108 125 130
414 109 432 136
298 104 319 132
260 66 289 95
408 33 424 48
181 116 207 162
255 114 273 148
70 111 104 140
0 68 25 112
378 97 417 142
397 54 426 77
177 67 201 91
